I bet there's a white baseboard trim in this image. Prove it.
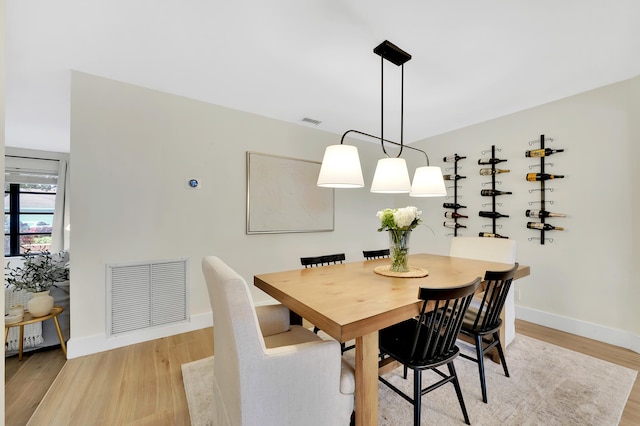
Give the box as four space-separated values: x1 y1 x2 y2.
67 302 277 359
516 305 640 354
68 306 640 358
66 312 213 359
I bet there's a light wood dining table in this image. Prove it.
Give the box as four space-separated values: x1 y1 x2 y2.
254 253 530 426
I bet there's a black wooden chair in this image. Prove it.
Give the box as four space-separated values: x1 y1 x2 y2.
378 277 481 426
299 253 353 353
458 263 519 403
300 253 346 268
362 249 390 260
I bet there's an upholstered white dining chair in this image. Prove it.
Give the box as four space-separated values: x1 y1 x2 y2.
201 256 355 426
449 237 517 345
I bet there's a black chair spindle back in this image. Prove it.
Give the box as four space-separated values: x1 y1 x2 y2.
410 282 479 366
468 263 519 334
362 249 390 260
459 263 519 404
300 253 346 268
378 277 481 425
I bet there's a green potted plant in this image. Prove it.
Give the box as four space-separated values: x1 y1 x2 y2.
5 248 69 317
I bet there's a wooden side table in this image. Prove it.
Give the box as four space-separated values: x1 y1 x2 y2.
4 305 67 361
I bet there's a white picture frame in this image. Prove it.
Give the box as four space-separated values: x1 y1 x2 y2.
246 152 334 234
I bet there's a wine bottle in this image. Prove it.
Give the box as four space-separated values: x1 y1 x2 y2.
526 173 565 181
478 232 508 239
479 168 510 176
479 211 510 218
443 221 467 229
525 148 564 158
442 174 466 181
443 154 467 162
480 189 512 196
525 209 567 218
527 222 564 231
443 202 467 209
444 211 469 219
478 158 507 165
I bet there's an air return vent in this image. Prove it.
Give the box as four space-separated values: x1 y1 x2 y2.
301 117 322 125
107 259 189 336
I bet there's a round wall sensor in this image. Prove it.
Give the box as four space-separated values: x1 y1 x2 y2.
189 179 199 188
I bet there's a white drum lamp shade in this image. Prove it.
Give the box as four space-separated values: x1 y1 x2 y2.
410 166 447 197
317 144 364 188
370 157 411 193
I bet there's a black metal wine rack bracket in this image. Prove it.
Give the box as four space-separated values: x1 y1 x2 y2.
489 145 498 233
443 154 465 236
538 135 547 244
480 145 508 238
528 134 563 245
453 155 463 236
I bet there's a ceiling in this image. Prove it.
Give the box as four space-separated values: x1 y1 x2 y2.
6 1 640 153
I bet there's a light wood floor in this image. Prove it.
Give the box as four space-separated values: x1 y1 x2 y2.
5 347 67 426
6 321 640 425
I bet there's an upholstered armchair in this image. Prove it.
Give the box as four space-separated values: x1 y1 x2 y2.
201 256 355 426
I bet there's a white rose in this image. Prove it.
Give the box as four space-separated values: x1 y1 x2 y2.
394 208 412 228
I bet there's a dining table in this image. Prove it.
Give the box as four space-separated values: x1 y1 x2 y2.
254 253 530 426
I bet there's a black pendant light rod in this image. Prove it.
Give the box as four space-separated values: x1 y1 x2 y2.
380 53 388 156
373 40 411 159
401 62 404 152
338 129 431 166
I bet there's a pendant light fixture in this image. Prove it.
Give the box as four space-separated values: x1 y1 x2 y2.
317 40 446 197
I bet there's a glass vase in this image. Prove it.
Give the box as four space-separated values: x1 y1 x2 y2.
388 229 411 272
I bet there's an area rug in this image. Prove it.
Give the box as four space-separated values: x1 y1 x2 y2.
181 334 637 425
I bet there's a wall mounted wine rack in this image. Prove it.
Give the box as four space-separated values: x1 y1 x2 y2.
478 145 511 239
442 154 466 236
526 134 566 244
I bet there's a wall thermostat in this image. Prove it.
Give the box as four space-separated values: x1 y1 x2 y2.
186 177 202 190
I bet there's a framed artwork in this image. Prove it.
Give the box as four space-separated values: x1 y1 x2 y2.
246 152 334 234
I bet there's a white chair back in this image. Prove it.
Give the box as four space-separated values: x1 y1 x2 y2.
201 256 355 426
449 237 516 263
202 256 266 424
449 237 517 345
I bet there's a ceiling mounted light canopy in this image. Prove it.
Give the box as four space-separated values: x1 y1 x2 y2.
317 40 446 197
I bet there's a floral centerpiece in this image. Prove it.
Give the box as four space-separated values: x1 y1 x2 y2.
377 206 422 272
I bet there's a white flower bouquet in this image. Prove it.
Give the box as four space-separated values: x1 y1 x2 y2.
376 206 422 232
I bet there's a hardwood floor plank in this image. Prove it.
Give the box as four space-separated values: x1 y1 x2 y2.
7 323 638 425
5 348 66 426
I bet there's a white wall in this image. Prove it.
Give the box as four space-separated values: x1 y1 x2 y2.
69 71 405 357
408 75 640 352
69 71 640 358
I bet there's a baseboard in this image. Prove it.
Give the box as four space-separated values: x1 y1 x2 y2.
66 312 213 359
67 303 277 359
68 305 640 358
516 305 640 354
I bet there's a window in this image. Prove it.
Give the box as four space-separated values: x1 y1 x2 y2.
4 182 57 256
4 155 61 257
